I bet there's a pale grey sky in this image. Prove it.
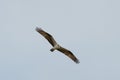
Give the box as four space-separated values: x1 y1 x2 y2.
0 0 120 80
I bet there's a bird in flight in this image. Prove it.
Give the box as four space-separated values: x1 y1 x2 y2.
36 27 80 64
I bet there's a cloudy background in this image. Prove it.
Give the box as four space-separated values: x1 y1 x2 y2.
0 0 120 80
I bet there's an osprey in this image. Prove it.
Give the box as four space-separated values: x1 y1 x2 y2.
36 27 80 64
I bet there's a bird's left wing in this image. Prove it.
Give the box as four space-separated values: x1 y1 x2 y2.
57 47 80 64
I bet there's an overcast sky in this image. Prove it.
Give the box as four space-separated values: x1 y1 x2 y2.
0 0 120 80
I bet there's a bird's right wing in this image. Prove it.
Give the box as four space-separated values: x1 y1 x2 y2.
36 27 57 46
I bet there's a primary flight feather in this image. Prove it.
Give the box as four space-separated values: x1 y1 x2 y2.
36 27 80 64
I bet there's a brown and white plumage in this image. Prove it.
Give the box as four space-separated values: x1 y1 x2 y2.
36 27 80 64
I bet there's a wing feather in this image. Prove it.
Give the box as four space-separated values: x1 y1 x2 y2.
36 27 57 46
57 47 80 63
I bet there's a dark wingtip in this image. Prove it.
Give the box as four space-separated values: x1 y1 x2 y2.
35 27 42 31
75 59 80 64
35 27 42 32
35 27 39 32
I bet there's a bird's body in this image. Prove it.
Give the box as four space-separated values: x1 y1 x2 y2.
36 27 80 64
50 44 60 52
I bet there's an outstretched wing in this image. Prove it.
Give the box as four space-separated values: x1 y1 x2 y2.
36 27 57 46
57 47 80 64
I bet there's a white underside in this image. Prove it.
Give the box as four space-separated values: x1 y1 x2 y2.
52 44 60 50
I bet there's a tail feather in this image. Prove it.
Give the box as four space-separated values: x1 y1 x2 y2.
50 48 54 52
